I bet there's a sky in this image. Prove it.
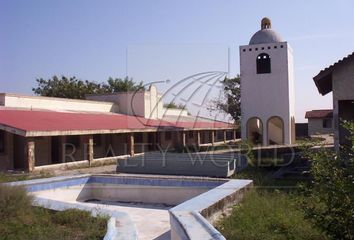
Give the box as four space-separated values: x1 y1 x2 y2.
1 0 354 122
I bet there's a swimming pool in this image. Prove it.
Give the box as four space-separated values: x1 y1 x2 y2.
8 174 252 240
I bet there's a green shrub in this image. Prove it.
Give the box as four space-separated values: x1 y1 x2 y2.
0 184 32 218
217 190 327 240
299 121 354 239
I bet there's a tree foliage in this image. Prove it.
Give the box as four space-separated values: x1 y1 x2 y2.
32 75 144 99
300 121 354 239
163 101 186 110
106 77 144 92
211 76 241 123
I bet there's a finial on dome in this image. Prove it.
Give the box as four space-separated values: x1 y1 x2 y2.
261 17 271 30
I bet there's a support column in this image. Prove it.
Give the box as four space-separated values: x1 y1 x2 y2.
233 129 237 141
197 131 201 147
223 130 227 143
211 130 215 146
26 138 35 172
182 132 186 147
127 133 135 156
88 135 94 166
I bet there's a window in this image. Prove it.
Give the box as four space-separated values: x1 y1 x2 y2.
323 119 332 128
243 49 246 52
165 132 172 141
249 48 252 51
93 135 102 147
67 136 80 148
255 48 258 51
188 131 194 139
134 133 143 143
257 53 271 74
0 130 5 153
280 45 284 48
274 46 277 49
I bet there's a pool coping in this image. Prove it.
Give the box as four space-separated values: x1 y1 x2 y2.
169 179 253 240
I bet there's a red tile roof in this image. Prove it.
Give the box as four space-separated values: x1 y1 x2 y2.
0 108 233 136
305 109 333 119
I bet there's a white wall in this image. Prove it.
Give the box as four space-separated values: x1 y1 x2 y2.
87 85 164 119
0 93 119 113
240 42 295 145
162 108 189 117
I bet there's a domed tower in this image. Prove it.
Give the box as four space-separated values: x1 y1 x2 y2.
240 17 295 146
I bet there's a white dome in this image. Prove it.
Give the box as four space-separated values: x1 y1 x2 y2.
249 17 283 45
249 29 283 45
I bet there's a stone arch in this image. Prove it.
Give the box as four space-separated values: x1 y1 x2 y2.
267 116 284 145
246 117 263 145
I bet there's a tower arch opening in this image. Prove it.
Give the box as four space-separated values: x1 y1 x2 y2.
267 116 284 145
257 53 271 74
246 117 263 145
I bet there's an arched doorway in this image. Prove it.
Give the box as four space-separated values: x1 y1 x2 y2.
246 117 263 145
267 116 284 145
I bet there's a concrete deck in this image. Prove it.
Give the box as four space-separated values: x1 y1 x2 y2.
86 201 171 240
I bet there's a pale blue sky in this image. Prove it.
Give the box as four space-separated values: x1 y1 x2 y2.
1 0 354 122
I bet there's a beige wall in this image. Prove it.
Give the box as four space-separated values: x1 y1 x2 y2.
93 134 128 159
333 62 354 101
0 93 118 113
332 61 354 150
93 134 107 159
0 132 14 170
158 131 178 150
308 118 334 136
87 85 164 119
186 131 198 146
201 131 211 144
34 137 51 166
268 118 284 144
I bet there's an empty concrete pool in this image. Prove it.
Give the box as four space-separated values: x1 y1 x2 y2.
8 174 252 240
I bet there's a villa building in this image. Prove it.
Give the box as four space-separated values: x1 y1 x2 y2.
305 109 334 136
313 52 354 150
0 85 235 172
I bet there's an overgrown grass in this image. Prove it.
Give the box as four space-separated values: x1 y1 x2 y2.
218 162 330 239
216 190 327 240
0 184 108 240
233 166 304 189
0 171 53 183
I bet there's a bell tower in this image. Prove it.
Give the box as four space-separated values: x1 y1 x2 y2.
240 17 295 145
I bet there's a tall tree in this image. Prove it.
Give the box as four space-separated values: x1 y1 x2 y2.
32 76 144 99
211 76 241 123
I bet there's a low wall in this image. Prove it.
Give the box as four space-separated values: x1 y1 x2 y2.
1 93 119 113
169 179 253 240
117 152 237 177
